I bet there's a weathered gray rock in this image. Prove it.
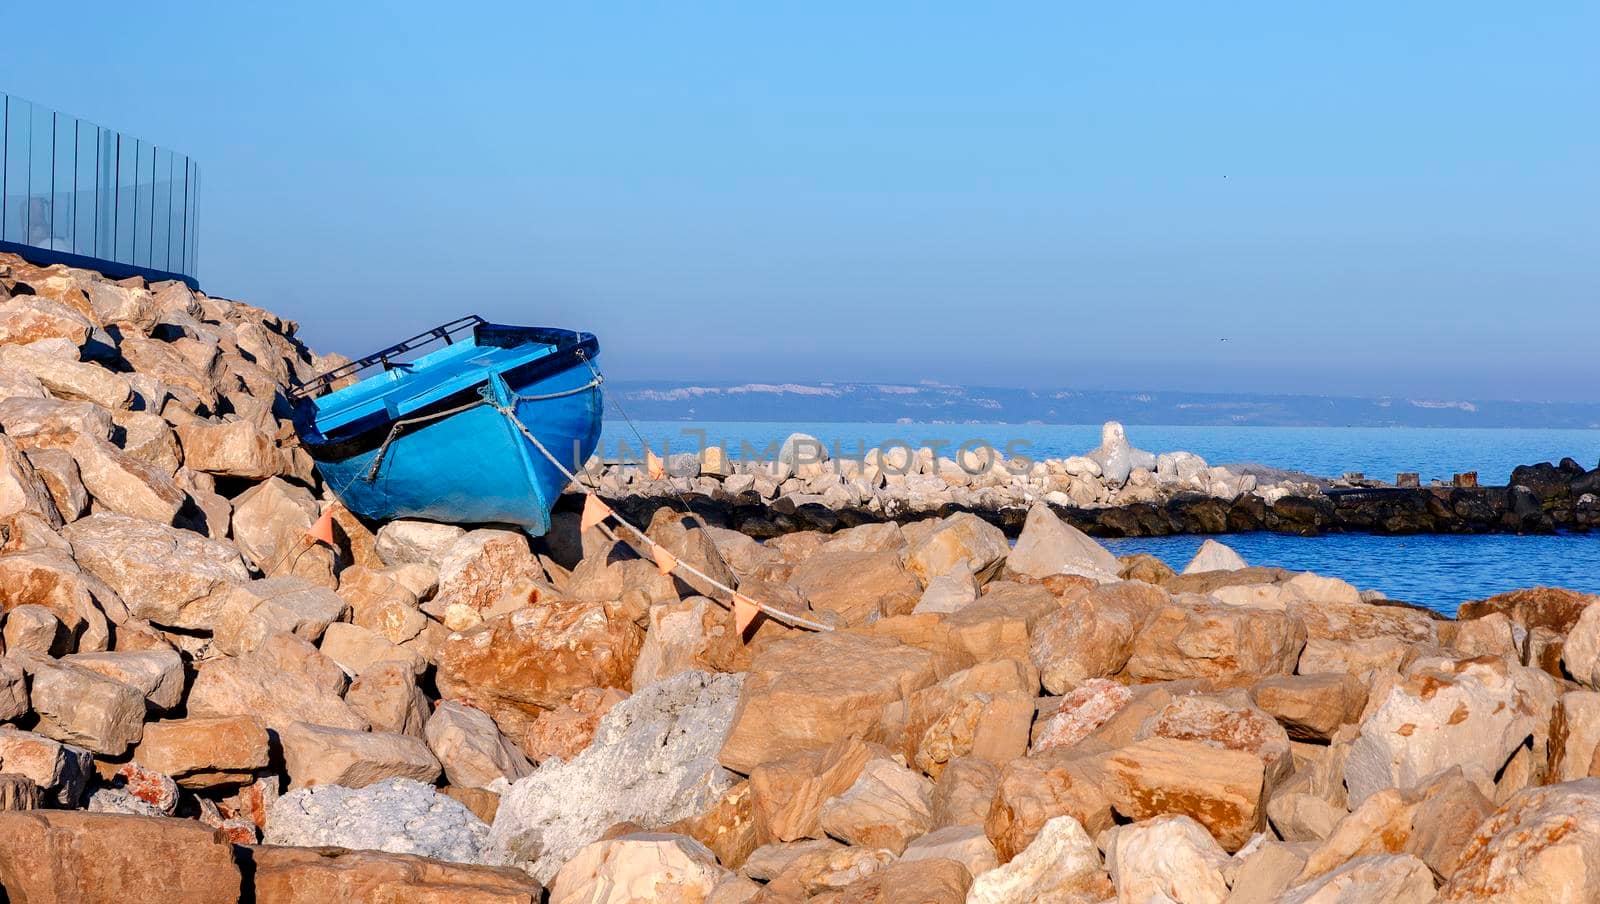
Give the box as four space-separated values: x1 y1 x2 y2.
187 632 366 733
210 576 346 656
12 652 145 755
1086 421 1156 487
230 478 334 587
0 344 131 409
376 519 467 567
62 649 184 711
264 777 490 864
1007 503 1122 582
488 669 744 883
278 721 442 789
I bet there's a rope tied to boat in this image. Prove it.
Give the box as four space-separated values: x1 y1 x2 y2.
486 398 835 634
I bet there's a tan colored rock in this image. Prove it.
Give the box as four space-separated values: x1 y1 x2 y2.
231 478 334 587
633 596 739 688
985 750 1115 861
519 685 629 763
969 814 1112 903
24 447 88 519
749 737 878 843
0 434 62 529
1562 601 1600 690
338 565 427 643
817 757 934 854
375 519 467 566
904 512 1009 585
1224 839 1308 904
1447 612 1517 658
319 621 426 676
0 550 112 650
1031 581 1166 693
1110 814 1230 904
0 297 94 346
645 507 738 599
134 716 270 789
0 773 42 811
1289 595 1437 650
63 648 183 711
550 832 727 904
930 757 999 829
249 845 541 904
62 511 248 629
1 601 64 652
900 823 997 877
788 547 921 624
939 580 1063 665
0 810 240 903
173 417 277 478
60 432 184 522
666 780 760 871
435 528 545 613
1343 655 1556 806
0 659 27 721
1458 585 1596 635
188 632 365 733
0 727 93 806
719 631 940 774
426 700 534 791
1033 679 1134 753
1102 736 1266 852
110 409 181 475
1296 636 1412 678
1437 778 1600 901
1279 854 1437 903
1408 767 1495 879
1138 693 1293 789
1250 673 1368 741
1007 503 1121 582
0 397 114 442
1125 599 1304 687
346 659 432 736
210 576 347 655
279 721 442 789
0 343 131 408
12 652 144 755
810 857 972 904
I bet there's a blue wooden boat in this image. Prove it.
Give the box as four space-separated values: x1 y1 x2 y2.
290 316 602 536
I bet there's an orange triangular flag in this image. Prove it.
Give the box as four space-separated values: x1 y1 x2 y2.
647 451 666 480
652 545 679 577
307 505 337 547
580 494 612 533
733 593 760 635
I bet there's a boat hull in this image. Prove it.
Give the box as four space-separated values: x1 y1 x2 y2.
293 322 601 536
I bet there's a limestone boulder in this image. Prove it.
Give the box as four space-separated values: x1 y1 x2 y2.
632 596 739 687
1031 581 1166 693
1034 679 1135 753
1124 598 1304 687
1250 673 1368 741
187 632 366 733
249 846 540 904
1085 421 1156 487
1343 656 1557 806
489 670 744 883
346 660 432 737
426 700 534 791
337 565 427 643
231 478 334 587
968 815 1112 903
904 512 1009 585
1437 778 1600 901
264 777 490 864
985 750 1116 861
789 547 921 624
816 757 934 854
1006 503 1121 582
11 653 144 755
749 737 878 843
0 658 28 720
0 549 114 651
174 417 278 479
0 810 240 903
60 433 185 523
134 716 270 789
0 727 94 807
549 832 727 904
1109 815 1230 904
645 508 738 599
1181 538 1248 574
1136 693 1293 788
1280 854 1437 903
1458 586 1595 636
279 721 442 789
62 648 183 711
435 528 546 613
210 576 346 655
0 344 131 408
62 512 248 629
719 631 940 773
319 621 426 676
520 686 629 763
1101 736 1266 852
0 297 94 346
375 519 467 567
436 601 642 740
0 397 114 442
24 447 88 520
0 435 60 533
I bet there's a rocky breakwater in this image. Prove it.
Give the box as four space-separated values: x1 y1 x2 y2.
3 252 1600 903
598 423 1600 538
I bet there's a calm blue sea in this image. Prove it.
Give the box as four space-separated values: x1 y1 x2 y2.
602 422 1600 615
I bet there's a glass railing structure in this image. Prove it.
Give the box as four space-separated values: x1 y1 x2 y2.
1 91 200 287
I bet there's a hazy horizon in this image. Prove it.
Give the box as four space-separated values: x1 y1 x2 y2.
6 3 1595 400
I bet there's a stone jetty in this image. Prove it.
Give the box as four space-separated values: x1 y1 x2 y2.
3 251 1600 901
594 425 1600 539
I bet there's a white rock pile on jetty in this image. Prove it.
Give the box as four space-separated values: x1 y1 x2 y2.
4 253 1600 902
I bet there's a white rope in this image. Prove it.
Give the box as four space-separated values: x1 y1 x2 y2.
489 400 834 633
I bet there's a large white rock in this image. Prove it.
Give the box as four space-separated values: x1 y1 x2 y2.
1085 421 1157 488
488 670 744 883
1109 815 1230 904
1006 502 1122 582
1437 779 1600 901
1343 656 1557 806
61 512 249 630
425 700 534 791
966 815 1112 904
1181 539 1248 575
376 519 468 567
264 777 489 864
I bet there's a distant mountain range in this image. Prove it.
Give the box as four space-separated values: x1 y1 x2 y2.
608 381 1600 428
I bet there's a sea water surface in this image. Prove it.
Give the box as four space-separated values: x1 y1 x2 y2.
600 422 1600 615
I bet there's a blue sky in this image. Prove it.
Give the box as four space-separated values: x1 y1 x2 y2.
4 3 1596 399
